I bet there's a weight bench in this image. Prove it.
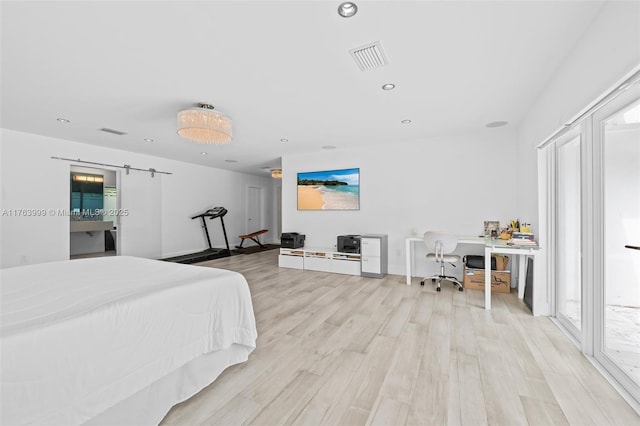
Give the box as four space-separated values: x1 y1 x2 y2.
236 229 269 249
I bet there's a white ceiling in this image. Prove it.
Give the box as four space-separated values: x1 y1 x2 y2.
1 1 605 177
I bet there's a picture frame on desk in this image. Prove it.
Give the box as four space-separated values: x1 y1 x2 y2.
484 220 500 238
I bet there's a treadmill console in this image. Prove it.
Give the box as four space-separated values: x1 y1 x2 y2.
205 207 228 218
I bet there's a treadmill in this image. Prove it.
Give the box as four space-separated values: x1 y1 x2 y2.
163 206 231 264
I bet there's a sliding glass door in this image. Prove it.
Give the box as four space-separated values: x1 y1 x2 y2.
593 85 640 402
555 130 582 339
543 75 640 408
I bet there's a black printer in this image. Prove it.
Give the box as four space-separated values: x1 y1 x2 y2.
337 235 361 253
281 232 305 249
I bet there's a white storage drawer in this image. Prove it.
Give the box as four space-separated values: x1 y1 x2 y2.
279 254 304 269
361 238 381 256
304 256 332 272
332 259 361 275
361 256 381 274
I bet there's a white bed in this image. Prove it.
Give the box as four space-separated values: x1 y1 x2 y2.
1 256 258 425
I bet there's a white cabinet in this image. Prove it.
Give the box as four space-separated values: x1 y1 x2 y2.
279 235 387 277
361 235 388 278
361 256 381 275
331 252 362 275
278 248 304 269
278 247 361 275
304 250 332 272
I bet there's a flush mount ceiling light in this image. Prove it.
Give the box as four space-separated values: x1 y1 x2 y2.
338 2 358 18
382 83 395 90
271 169 282 179
57 118 71 123
401 119 412 124
177 103 233 144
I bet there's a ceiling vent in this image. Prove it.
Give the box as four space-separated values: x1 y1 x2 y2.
349 41 389 71
100 128 128 136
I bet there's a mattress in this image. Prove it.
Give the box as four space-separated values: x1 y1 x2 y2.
1 256 257 425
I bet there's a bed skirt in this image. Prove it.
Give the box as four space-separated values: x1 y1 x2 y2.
86 343 253 425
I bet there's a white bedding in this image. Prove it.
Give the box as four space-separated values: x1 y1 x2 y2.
1 256 257 425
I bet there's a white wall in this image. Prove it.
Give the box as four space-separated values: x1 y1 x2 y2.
0 128 278 268
282 128 519 277
517 0 640 226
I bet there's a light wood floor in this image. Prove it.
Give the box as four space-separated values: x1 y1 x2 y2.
161 250 639 425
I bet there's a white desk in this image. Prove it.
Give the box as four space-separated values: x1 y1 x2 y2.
405 236 541 310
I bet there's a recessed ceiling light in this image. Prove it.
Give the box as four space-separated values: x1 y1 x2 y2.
280 138 288 142
225 159 238 163
486 121 508 128
322 145 337 150
382 83 395 90
338 2 358 18
200 152 208 156
401 119 412 124
144 138 154 142
57 118 71 123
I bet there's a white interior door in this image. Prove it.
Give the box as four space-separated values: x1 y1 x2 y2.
277 185 282 239
119 171 161 258
246 185 262 234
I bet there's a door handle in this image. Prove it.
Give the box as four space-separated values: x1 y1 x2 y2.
624 245 640 251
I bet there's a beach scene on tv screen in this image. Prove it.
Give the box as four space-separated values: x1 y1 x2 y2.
297 168 360 210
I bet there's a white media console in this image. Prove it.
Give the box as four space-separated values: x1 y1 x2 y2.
278 234 388 278
278 247 361 275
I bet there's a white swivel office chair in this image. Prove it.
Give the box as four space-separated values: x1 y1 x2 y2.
420 231 464 292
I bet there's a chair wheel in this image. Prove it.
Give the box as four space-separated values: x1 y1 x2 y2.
420 281 425 286
458 287 464 291
436 287 441 292
431 278 436 283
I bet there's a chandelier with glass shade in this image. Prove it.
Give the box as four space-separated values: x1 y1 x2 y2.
177 103 232 144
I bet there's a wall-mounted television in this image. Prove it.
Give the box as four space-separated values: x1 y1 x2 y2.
297 168 360 210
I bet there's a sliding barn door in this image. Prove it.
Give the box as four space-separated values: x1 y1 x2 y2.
118 171 162 258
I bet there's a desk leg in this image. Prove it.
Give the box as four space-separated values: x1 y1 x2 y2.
405 238 412 285
518 254 526 299
484 247 492 309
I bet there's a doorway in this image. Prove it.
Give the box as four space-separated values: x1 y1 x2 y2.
246 185 263 234
69 166 118 259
